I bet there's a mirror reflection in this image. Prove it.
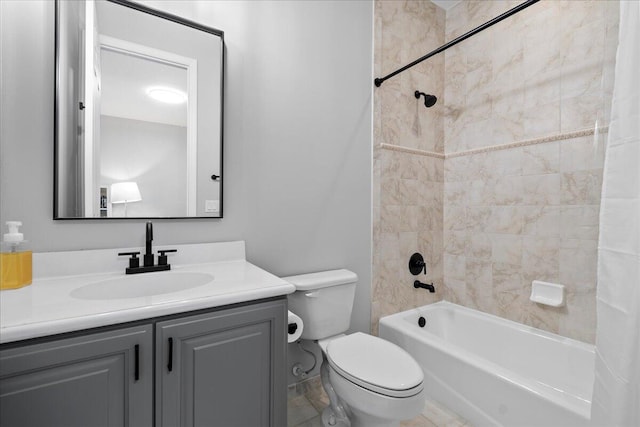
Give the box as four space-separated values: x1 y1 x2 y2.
55 0 224 219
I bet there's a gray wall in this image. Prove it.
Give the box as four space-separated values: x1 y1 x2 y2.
100 116 187 217
1 0 373 380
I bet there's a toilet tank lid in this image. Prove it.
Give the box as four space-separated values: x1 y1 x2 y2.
283 269 357 291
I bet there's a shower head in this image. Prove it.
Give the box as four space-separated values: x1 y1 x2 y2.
415 91 437 108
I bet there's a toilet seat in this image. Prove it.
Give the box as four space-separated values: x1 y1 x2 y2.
325 332 424 398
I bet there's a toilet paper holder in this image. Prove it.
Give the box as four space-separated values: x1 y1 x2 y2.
287 310 304 343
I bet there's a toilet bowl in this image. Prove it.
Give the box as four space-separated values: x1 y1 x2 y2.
319 332 426 427
285 270 426 427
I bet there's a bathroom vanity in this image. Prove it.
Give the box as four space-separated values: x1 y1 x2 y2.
0 242 293 427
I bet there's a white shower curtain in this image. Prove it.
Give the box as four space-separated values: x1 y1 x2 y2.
591 1 640 426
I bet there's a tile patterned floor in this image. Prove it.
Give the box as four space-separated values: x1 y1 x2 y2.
287 377 470 427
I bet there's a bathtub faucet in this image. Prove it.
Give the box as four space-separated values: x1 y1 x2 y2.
414 280 435 293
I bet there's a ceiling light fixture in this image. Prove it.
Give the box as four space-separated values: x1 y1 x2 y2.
146 86 187 104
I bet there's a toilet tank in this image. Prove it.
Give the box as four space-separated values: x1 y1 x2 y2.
284 269 357 340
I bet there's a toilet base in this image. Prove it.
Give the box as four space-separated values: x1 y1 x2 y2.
328 365 425 426
321 407 351 427
319 358 423 427
321 402 401 427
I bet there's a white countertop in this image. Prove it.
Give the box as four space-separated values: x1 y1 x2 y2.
0 241 295 344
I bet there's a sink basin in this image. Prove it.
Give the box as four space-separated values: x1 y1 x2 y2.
70 271 214 300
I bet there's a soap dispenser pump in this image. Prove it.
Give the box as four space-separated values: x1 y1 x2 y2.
0 221 32 290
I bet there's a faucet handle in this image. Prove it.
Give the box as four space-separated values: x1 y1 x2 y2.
157 249 177 266
118 251 140 269
409 253 427 275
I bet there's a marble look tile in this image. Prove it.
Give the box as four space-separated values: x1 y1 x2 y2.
560 93 603 133
401 154 423 180
560 169 603 205
561 19 605 75
399 231 419 260
521 174 561 206
491 234 522 265
524 69 562 111
287 394 319 427
521 236 560 285
444 155 470 183
466 232 492 260
382 150 402 176
381 177 401 206
444 205 467 231
522 142 560 175
487 176 524 206
522 206 562 237
523 101 561 139
443 278 468 307
374 0 610 348
487 206 523 234
444 230 467 256
444 181 468 206
560 60 604 101
444 254 466 281
466 180 486 206
423 399 469 427
560 136 605 172
484 148 523 178
521 302 561 335
558 289 597 343
559 239 598 289
460 119 493 151
379 231 400 257
560 205 600 240
400 178 422 207
298 376 329 414
400 414 437 427
492 114 525 146
465 206 491 233
492 261 523 293
466 258 492 290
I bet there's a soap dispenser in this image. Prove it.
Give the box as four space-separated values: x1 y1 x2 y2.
0 221 32 290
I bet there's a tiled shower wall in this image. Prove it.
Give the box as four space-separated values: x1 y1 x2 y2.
442 0 618 343
372 0 445 334
373 0 619 343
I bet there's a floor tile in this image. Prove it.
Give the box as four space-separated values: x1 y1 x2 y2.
287 394 320 427
288 377 471 427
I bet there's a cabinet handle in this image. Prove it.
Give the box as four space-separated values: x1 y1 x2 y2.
167 337 174 372
134 344 140 381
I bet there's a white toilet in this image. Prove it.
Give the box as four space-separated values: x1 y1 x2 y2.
285 269 426 427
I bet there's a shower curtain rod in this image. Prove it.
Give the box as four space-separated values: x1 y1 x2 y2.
374 0 541 87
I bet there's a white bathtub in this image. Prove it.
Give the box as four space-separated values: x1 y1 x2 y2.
379 301 595 426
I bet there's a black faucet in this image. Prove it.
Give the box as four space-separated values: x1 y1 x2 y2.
144 221 154 267
118 222 177 274
414 280 435 293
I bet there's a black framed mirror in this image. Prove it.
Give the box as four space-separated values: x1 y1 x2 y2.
54 0 224 219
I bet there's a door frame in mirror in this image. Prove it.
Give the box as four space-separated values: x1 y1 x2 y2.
53 0 225 220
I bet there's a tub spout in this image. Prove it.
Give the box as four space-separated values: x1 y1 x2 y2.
414 280 435 293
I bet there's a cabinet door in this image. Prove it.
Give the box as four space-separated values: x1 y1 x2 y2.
0 324 153 427
156 299 286 427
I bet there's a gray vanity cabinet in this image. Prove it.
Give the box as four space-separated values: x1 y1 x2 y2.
0 324 153 427
156 299 287 427
0 298 287 427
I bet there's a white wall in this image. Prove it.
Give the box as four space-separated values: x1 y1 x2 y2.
100 115 188 217
1 0 373 381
